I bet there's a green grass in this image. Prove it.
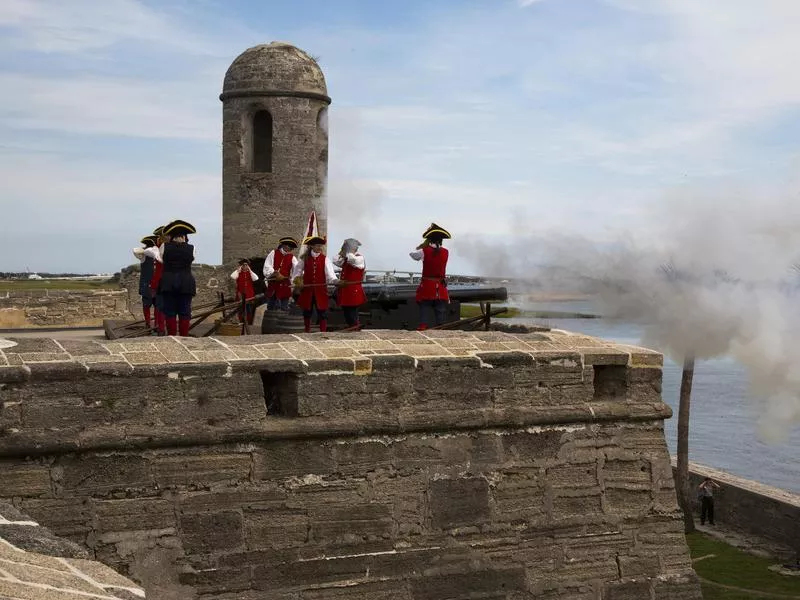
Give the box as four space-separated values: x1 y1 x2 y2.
686 532 800 599
0 279 118 291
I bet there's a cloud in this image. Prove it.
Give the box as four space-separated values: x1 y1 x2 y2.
0 73 219 140
0 0 235 55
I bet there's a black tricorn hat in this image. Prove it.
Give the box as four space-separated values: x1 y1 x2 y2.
303 235 326 246
422 223 451 241
140 235 158 247
163 219 197 237
153 225 165 237
278 236 299 249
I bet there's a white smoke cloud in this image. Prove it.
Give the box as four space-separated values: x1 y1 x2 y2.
460 186 800 441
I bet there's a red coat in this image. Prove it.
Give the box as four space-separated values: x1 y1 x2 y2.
296 254 331 311
337 257 366 307
235 270 256 301
149 259 163 293
416 245 449 302
267 250 294 300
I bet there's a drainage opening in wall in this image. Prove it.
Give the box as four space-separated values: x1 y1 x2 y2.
260 372 299 417
593 365 628 400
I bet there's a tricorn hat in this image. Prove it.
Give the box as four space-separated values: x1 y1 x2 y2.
303 235 326 246
278 236 299 249
422 223 451 241
140 235 158 247
163 219 197 237
153 225 165 237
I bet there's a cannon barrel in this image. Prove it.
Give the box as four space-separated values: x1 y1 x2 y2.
361 282 508 307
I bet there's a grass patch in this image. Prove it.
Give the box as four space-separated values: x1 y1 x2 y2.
686 532 800 599
0 279 118 291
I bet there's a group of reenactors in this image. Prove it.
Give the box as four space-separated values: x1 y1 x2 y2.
134 222 452 336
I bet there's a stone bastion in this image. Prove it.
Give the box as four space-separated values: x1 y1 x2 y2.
0 328 702 599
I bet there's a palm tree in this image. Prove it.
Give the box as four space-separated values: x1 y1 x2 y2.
659 262 696 532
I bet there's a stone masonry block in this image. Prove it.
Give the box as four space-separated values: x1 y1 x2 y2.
253 440 335 480
409 568 527 599
94 498 176 532
428 477 490 529
604 580 653 600
180 510 244 555
502 429 563 464
0 461 51 496
333 439 393 475
153 452 253 488
244 505 308 550
57 454 153 495
309 502 393 543
618 553 661 578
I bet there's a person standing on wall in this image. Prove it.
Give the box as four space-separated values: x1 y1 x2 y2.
132 235 160 332
263 237 299 311
291 235 338 333
698 477 721 526
409 223 451 330
231 258 259 325
149 225 167 336
159 220 196 337
333 238 367 329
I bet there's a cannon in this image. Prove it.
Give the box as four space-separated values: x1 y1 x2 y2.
262 279 509 333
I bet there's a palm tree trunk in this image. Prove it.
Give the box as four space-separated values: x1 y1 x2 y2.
676 355 696 533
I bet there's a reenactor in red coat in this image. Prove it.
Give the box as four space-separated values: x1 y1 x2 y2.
291 235 338 332
132 235 159 331
230 258 259 325
149 225 167 336
333 238 367 328
410 223 451 330
263 237 299 311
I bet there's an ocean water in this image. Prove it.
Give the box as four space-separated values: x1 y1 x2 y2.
508 303 800 494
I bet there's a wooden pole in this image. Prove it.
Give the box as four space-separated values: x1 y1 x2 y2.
676 355 696 533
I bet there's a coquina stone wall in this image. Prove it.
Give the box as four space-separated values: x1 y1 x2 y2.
0 329 702 600
0 289 131 328
0 500 145 599
677 462 800 559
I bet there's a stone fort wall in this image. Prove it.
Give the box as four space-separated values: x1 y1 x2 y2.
0 289 131 329
0 329 702 599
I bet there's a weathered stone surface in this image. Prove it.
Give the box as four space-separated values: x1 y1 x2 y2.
429 477 491 529
0 328 703 600
0 502 143 598
0 290 131 328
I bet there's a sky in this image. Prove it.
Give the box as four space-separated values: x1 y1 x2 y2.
2 0 800 274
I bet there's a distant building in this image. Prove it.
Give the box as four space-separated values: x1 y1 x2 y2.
27 273 42 280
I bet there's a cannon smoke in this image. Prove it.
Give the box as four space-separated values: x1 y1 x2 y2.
458 188 800 442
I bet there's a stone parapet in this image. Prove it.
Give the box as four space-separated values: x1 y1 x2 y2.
0 500 145 599
0 289 130 328
676 461 800 558
0 329 702 599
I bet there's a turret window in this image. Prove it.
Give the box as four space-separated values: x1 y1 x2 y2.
252 110 273 173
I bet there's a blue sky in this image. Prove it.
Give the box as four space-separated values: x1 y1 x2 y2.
2 0 800 274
